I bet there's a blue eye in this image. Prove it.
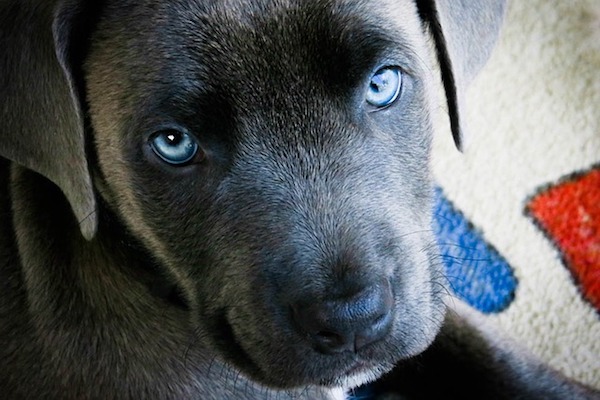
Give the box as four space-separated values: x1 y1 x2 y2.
150 130 200 165
366 67 402 108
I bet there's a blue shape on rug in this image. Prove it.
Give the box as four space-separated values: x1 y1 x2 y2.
433 187 517 313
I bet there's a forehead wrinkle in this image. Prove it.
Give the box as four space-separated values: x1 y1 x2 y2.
127 0 431 127
176 0 426 92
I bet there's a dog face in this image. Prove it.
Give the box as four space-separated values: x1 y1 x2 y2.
0 0 506 393
85 0 443 388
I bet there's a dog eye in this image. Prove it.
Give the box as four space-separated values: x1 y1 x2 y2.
149 130 201 165
366 67 402 108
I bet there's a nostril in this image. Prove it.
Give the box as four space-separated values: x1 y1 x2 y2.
373 312 391 329
354 309 393 350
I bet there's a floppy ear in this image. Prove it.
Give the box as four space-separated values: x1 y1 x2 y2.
416 0 507 150
0 1 97 239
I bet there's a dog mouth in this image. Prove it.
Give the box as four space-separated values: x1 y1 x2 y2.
208 309 387 389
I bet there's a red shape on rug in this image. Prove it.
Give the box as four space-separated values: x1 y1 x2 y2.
528 167 600 312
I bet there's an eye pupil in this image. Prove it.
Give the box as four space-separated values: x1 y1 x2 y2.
371 75 386 91
150 129 200 165
166 133 179 144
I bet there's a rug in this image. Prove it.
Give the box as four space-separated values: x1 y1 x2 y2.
432 0 600 388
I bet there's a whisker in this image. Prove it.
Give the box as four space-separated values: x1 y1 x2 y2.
78 209 97 227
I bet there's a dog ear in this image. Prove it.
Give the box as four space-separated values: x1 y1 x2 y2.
0 1 97 240
416 0 507 151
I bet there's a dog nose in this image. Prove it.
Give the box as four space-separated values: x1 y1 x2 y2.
291 281 394 354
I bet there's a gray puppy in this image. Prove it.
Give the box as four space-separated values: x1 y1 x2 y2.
0 0 597 399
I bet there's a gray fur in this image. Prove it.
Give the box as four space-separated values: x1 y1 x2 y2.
0 0 597 399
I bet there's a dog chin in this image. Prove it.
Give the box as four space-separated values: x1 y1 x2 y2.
323 368 387 391
227 349 385 390
314 365 390 400
321 362 390 390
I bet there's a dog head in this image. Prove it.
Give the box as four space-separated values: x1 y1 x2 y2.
0 0 505 390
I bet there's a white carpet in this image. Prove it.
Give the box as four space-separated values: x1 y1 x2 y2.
432 0 600 388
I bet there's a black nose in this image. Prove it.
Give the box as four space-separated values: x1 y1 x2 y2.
291 280 394 354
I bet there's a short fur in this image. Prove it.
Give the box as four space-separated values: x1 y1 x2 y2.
0 0 598 399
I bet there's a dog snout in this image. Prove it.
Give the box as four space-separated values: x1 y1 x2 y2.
291 280 394 354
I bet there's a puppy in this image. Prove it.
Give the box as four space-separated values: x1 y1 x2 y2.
0 0 597 398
